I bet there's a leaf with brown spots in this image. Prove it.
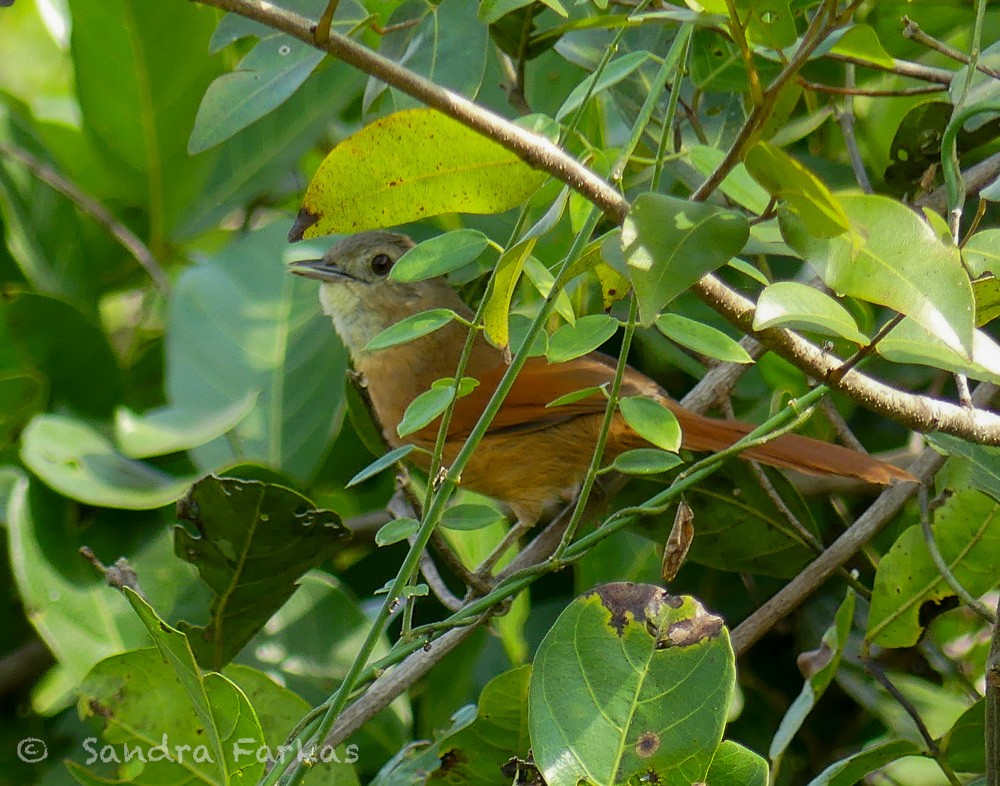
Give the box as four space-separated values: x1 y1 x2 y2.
528 582 735 786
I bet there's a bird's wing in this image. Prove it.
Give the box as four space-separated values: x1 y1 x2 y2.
420 353 651 440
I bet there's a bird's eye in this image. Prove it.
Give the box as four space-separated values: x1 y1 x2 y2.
370 253 393 276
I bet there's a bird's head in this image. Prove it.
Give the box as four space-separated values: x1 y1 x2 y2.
288 230 463 356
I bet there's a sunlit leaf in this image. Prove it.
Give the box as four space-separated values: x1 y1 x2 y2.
780 196 974 357
365 309 459 352
656 313 753 363
547 314 619 363
21 414 194 510
390 229 491 282
754 281 869 345
618 396 682 452
291 109 547 238
745 142 849 238
622 193 749 323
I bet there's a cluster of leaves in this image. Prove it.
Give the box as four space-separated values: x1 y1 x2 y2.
0 0 999 785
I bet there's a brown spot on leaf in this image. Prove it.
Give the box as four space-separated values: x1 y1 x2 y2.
288 208 320 242
589 583 666 636
635 732 659 758
88 699 113 718
660 609 724 648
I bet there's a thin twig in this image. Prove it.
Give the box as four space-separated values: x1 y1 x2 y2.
918 486 997 623
825 52 954 85
429 530 493 595
800 78 945 97
413 537 463 611
0 142 170 292
837 66 874 194
903 16 1000 81
819 396 867 452
987 598 1000 785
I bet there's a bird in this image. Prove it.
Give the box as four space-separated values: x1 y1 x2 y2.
289 230 915 527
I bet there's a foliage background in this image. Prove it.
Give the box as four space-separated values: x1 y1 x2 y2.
0 0 998 784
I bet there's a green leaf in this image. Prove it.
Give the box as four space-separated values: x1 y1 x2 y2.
21 414 194 510
168 223 349 482
441 503 507 531
770 590 855 761
0 371 44 444
390 229 491 282
396 385 455 437
225 663 361 784
366 0 489 112
867 461 1000 647
180 59 366 237
804 740 923 786
237 572 408 762
962 228 1000 277
556 50 652 121
426 665 532 783
929 433 1000 502
618 396 682 452
622 193 749 323
941 701 984 773
972 275 1000 326
877 318 1000 384
524 255 577 325
74 646 264 784
688 145 772 214
5 473 190 713
826 23 894 68
114 392 258 459
376 517 420 546
174 476 348 670
546 385 606 408
655 313 754 363
609 448 684 475
745 142 849 238
292 108 546 237
547 314 619 364
3 292 123 419
365 308 459 351
744 0 796 50
189 35 324 153
347 444 417 488
685 462 821 578
124 591 266 782
705 740 768 786
483 238 536 350
753 281 869 345
780 196 975 357
529 584 734 786
68 0 223 236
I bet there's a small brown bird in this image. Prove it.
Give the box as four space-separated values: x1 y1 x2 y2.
290 231 914 526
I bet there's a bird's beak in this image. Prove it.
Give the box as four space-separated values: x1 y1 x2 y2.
287 258 354 282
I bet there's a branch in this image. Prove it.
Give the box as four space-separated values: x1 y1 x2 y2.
195 0 628 225
730 383 996 654
988 597 1000 785
903 15 1000 81
825 52 955 85
0 142 170 292
194 0 1000 449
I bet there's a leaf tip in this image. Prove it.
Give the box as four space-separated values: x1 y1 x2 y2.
288 208 320 243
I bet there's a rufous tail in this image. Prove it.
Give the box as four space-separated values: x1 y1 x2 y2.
656 401 916 485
